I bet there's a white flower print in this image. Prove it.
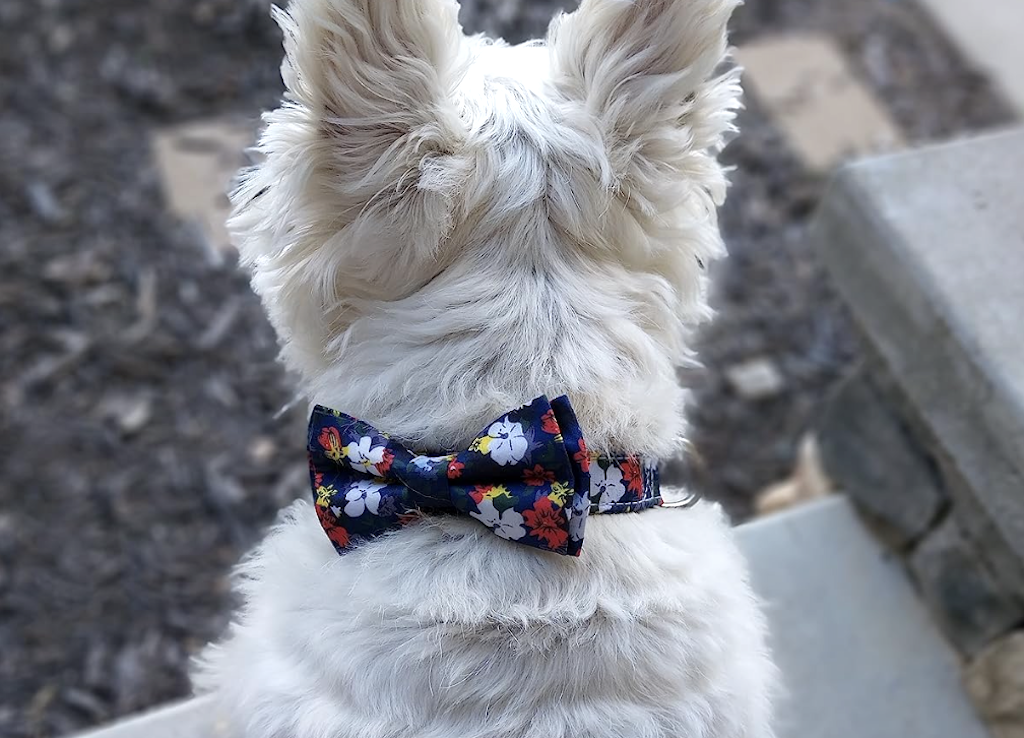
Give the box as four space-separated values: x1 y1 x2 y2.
345 436 387 476
411 455 449 471
343 480 385 517
470 499 526 541
569 493 589 542
592 465 626 512
485 418 528 466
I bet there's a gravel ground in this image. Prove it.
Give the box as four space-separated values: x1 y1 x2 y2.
0 0 1015 735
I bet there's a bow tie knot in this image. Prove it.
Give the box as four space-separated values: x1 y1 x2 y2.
308 396 593 556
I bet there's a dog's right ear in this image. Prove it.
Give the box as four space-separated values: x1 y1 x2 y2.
230 0 468 380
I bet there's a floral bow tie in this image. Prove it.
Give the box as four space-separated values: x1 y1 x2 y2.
308 396 595 556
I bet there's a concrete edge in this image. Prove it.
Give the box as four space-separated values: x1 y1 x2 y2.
71 695 219 738
811 136 1024 559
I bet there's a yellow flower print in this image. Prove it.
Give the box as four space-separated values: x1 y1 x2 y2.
486 484 509 500
548 481 571 507
470 435 494 454
469 484 512 506
315 484 336 508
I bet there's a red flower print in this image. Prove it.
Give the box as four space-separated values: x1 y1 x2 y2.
327 525 350 548
318 427 339 450
376 448 395 474
523 464 556 486
523 497 568 551
315 503 350 547
448 459 465 479
313 472 324 487
318 427 343 461
541 409 560 435
573 437 591 474
470 485 492 504
315 504 331 526
621 456 643 497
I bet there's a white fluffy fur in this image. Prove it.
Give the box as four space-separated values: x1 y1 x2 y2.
198 502 772 737
196 0 777 735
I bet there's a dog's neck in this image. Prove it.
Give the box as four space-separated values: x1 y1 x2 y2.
305 236 693 459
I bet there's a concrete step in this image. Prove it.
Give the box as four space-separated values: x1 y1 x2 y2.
72 497 987 738
742 497 986 738
813 132 1024 655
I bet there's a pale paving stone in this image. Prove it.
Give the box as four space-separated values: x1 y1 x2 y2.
151 119 254 261
965 631 1024 738
724 356 785 401
754 433 833 516
917 0 1024 115
736 34 903 171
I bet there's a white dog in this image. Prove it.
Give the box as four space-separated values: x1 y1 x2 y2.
195 0 777 736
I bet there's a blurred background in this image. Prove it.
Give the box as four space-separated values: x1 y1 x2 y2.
0 0 1018 736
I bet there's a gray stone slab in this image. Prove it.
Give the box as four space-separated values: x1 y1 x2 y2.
812 129 1024 589
741 497 988 738
816 366 946 548
73 498 988 738
910 514 1024 655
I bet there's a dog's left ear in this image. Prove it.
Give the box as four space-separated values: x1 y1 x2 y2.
230 0 469 378
548 0 741 211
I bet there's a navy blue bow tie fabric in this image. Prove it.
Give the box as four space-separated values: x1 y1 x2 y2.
308 396 594 556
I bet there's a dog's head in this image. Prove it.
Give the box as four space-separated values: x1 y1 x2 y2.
232 0 740 453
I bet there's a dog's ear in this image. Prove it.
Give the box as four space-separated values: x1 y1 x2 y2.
548 0 740 211
230 0 469 378
546 0 740 330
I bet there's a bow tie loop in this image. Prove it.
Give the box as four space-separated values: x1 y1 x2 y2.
308 396 592 556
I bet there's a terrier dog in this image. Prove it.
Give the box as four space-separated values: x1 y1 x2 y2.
195 1 777 736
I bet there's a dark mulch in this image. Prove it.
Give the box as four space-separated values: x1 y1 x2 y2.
0 0 1015 735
